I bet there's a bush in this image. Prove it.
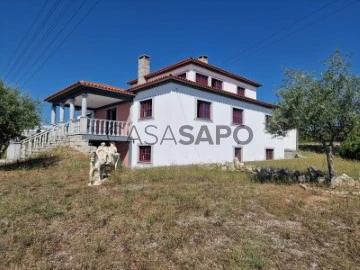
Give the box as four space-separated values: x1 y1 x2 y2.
339 130 360 160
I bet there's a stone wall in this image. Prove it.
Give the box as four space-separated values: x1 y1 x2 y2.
67 135 91 154
284 149 302 159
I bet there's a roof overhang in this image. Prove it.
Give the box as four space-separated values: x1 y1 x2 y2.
44 81 135 109
128 75 275 109
127 58 262 87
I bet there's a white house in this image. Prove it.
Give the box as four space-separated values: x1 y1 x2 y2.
16 55 297 166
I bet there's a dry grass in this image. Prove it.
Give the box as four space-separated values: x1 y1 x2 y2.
0 148 359 269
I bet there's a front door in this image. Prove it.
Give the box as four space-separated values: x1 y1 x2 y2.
106 108 117 135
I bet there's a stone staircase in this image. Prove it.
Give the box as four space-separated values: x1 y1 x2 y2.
4 118 132 162
19 122 71 159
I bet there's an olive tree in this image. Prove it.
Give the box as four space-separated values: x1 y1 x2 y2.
267 50 360 187
0 79 41 158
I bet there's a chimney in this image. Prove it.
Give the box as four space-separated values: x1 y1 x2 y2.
198 55 208 64
138 54 150 84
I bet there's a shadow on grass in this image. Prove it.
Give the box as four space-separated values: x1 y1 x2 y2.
299 144 339 154
0 155 61 171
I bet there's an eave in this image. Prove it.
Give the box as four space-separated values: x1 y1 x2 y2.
44 80 135 105
127 58 262 88
128 75 275 109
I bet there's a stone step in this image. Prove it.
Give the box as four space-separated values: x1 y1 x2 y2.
55 138 68 142
38 145 56 150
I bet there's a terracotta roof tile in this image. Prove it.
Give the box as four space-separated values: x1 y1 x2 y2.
45 78 274 109
44 80 135 102
127 58 262 87
127 74 275 109
79 80 129 93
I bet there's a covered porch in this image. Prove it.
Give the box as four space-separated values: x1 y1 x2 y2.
44 80 135 139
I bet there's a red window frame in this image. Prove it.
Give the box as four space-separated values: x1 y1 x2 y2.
232 108 243 125
196 73 209 86
234 147 242 161
237 87 245 96
139 146 151 162
197 100 211 120
140 99 152 119
266 149 274 160
211 78 223 89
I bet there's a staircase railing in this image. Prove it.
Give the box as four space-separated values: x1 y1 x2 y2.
20 122 70 158
17 118 132 159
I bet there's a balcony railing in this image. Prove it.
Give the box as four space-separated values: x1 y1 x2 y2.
88 118 131 136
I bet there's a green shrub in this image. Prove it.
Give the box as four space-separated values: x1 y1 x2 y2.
339 129 360 160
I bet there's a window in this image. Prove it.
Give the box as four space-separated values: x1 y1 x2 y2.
266 149 274 160
237 86 245 96
232 108 243 125
265 115 272 128
211 78 223 89
139 146 151 162
140 99 152 119
234 147 242 161
196 73 209 86
177 73 187 79
197 100 211 120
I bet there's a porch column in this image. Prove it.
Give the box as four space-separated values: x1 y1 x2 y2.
81 93 88 117
79 93 89 134
69 98 75 120
59 103 65 123
51 104 56 125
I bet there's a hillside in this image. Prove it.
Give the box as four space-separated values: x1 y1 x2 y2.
0 149 359 269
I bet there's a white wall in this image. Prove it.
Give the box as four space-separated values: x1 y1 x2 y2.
283 129 298 151
6 142 21 160
147 64 258 99
130 82 284 167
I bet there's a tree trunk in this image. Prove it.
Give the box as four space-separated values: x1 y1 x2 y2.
325 144 336 187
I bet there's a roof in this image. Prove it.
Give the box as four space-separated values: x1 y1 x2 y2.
127 74 275 109
127 58 262 87
45 77 274 110
44 80 135 102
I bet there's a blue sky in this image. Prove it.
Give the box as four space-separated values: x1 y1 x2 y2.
1 0 359 123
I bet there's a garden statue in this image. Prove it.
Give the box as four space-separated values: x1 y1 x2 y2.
89 142 120 186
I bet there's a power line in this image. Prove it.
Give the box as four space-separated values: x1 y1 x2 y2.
15 0 88 85
3 0 49 76
4 0 64 80
21 0 101 87
240 0 359 60
224 0 339 67
10 0 76 83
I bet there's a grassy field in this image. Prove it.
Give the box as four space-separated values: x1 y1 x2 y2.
0 149 359 269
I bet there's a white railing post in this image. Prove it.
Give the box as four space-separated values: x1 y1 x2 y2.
101 120 105 135
89 119 93 134
65 118 131 138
